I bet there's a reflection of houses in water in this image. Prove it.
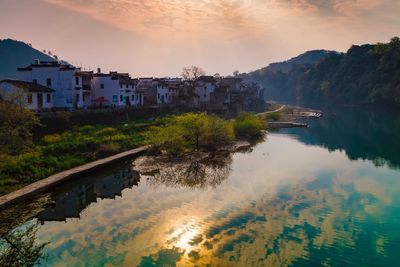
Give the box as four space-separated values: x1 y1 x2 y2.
37 168 140 223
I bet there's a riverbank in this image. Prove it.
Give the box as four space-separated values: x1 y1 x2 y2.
0 105 319 202
0 120 155 195
0 146 148 209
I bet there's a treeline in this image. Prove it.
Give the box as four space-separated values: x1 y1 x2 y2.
245 37 400 106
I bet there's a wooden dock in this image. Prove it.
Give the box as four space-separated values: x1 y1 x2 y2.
268 122 309 128
0 146 149 209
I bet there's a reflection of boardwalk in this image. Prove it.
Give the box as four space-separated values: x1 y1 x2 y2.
37 169 140 222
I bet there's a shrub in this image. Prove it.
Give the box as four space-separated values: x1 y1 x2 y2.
264 112 282 121
234 112 265 138
145 113 236 155
145 125 187 156
201 115 235 148
96 143 122 157
42 134 62 144
0 100 40 155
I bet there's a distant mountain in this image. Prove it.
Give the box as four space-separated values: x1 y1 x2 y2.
0 39 56 80
258 50 337 74
241 50 338 101
243 38 400 106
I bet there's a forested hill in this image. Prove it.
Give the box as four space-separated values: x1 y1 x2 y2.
0 39 55 80
242 37 400 106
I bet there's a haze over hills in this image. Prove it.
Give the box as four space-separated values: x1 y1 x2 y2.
251 50 339 75
0 39 56 80
242 38 400 106
240 50 339 100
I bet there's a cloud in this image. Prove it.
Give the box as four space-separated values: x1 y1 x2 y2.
44 0 265 40
271 0 390 18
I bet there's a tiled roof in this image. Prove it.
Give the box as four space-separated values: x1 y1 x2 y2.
18 61 75 71
196 76 216 83
0 80 55 93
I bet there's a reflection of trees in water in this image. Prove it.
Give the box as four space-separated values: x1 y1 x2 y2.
147 153 233 189
283 107 400 169
0 221 47 266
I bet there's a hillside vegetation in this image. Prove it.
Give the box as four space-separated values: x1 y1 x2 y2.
0 39 55 80
243 37 400 106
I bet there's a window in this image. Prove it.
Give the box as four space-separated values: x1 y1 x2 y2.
27 94 33 104
204 94 207 98
33 79 37 84
158 93 160 99
82 94 85 102
75 77 79 85
76 94 80 102
113 95 118 103
46 78 52 87
126 84 128 88
120 95 123 101
132 95 135 101
100 83 104 89
47 93 51 103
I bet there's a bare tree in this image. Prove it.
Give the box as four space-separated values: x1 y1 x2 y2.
0 222 48 266
0 99 40 155
181 66 206 81
0 88 26 109
233 70 240 77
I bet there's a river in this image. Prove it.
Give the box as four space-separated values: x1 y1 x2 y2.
1 106 400 266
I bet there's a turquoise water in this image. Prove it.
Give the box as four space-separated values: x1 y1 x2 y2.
1 107 400 266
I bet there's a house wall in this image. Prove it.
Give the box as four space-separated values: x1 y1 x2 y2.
92 76 124 107
195 82 216 104
0 82 53 110
73 75 84 109
18 67 75 108
156 85 173 105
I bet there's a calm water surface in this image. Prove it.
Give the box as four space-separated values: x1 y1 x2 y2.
1 107 400 266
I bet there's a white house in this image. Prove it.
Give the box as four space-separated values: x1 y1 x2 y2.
0 79 54 111
91 71 120 107
17 60 77 109
119 77 144 107
156 80 175 105
74 71 93 109
92 69 142 107
194 76 217 108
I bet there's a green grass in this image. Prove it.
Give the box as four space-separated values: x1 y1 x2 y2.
0 112 271 195
0 120 156 195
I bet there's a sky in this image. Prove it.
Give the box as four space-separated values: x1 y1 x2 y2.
0 0 399 77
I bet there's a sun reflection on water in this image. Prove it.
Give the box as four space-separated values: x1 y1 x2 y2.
168 218 202 252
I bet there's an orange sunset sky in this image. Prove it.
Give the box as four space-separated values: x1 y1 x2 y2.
1 0 399 77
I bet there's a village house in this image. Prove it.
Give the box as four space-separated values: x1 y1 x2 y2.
155 78 181 106
17 60 77 109
137 78 157 106
91 69 145 108
91 69 123 107
2 60 264 112
116 74 144 107
0 79 54 111
194 76 217 109
74 71 93 109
